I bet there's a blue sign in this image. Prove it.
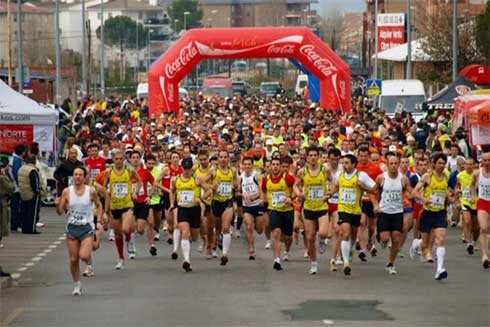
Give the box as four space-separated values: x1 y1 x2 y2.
366 79 382 96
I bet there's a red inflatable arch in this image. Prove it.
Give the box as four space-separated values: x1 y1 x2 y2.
149 27 351 117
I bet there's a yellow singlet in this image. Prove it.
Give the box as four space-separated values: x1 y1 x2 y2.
338 171 362 215
109 168 133 210
195 166 211 205
303 166 328 211
266 175 292 212
175 175 200 208
457 171 475 210
213 167 234 202
423 173 448 212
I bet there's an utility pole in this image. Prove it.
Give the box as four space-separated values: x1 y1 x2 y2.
406 0 412 79
100 0 105 97
135 20 139 82
55 0 61 104
373 0 378 80
81 0 87 95
16 0 24 92
7 0 12 86
87 19 92 96
452 0 458 81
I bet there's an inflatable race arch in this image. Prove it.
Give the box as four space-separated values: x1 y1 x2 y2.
149 27 351 116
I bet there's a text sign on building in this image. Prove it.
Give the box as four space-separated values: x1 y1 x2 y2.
377 13 405 52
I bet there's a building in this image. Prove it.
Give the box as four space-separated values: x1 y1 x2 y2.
199 0 316 28
337 12 364 55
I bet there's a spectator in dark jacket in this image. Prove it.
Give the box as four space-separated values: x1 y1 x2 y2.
53 147 84 196
9 144 27 232
18 155 41 234
412 122 428 150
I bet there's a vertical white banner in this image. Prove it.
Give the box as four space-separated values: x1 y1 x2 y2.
33 125 55 152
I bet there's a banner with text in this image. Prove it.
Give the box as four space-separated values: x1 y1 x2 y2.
0 124 33 154
377 13 406 52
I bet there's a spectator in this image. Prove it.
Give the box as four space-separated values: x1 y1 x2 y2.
18 154 42 234
9 144 27 232
0 159 15 247
54 147 85 196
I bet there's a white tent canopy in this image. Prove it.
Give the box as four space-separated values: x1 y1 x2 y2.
0 79 57 125
373 39 432 62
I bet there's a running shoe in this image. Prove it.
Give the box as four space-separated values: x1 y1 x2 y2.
385 263 397 275
129 251 136 259
318 239 327 254
108 229 115 241
329 259 337 272
355 241 361 251
249 251 256 260
220 255 228 266
167 238 173 245
466 244 474 255
483 258 490 269
343 263 351 276
282 252 290 262
171 252 178 260
335 256 343 265
409 245 417 260
72 284 81 296
370 246 378 257
273 261 283 271
309 263 318 275
303 250 309 258
358 251 367 262
115 260 124 270
182 261 192 272
212 250 218 258
149 246 157 256
82 265 94 277
435 270 448 280
153 232 160 241
397 250 405 258
264 240 272 249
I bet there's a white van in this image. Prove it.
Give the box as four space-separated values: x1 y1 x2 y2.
378 79 426 121
295 74 308 96
136 82 188 100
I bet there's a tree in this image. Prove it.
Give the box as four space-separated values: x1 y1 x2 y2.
418 4 483 84
167 0 203 32
96 16 147 80
476 1 490 65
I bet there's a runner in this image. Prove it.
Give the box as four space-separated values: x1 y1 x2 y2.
398 155 413 258
194 150 212 255
129 151 156 257
457 157 478 255
331 154 376 275
238 157 265 260
103 149 142 270
169 157 210 272
326 148 343 271
414 152 454 280
294 146 331 274
208 150 237 266
372 152 413 275
55 167 105 295
409 155 429 259
470 152 490 269
147 153 163 243
262 157 296 271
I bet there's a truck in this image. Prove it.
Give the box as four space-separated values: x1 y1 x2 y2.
378 79 426 121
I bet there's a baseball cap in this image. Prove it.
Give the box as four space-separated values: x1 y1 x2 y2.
181 157 193 169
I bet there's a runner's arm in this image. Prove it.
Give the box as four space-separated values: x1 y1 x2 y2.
470 172 479 203
56 188 68 215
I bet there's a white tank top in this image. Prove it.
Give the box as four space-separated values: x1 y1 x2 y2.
329 166 343 204
379 172 404 214
241 172 261 207
478 168 490 201
68 185 94 227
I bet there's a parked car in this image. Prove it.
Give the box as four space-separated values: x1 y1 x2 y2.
232 80 250 97
259 81 280 97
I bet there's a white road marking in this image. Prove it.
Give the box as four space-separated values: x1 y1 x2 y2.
17 267 27 272
43 249 53 253
38 253 47 257
32 257 42 262
2 306 24 326
322 320 334 325
24 262 35 267
58 236 65 240
48 244 57 249
53 241 62 245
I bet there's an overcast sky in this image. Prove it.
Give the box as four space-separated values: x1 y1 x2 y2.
312 0 366 17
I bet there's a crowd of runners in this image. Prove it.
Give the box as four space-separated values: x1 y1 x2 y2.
52 94 490 296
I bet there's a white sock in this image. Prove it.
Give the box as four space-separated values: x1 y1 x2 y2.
181 239 191 262
311 261 318 266
222 233 231 255
436 247 446 272
74 281 81 288
173 229 181 252
274 257 281 263
341 240 351 263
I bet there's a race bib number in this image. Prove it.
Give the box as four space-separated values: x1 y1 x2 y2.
132 184 145 196
462 188 471 200
68 176 74 186
384 190 402 203
113 183 128 198
217 182 232 196
90 169 100 181
178 190 195 206
340 189 357 204
308 186 324 200
329 192 339 203
431 192 446 209
480 184 490 198
271 191 286 207
151 185 161 196
242 182 258 196
69 209 89 225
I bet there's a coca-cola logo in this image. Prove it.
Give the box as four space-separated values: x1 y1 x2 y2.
455 85 471 96
300 45 337 77
167 83 174 103
267 44 295 55
165 42 198 79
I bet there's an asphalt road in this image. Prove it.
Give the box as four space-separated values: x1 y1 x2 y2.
0 208 489 327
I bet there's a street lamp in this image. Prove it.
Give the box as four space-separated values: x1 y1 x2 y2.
174 18 179 33
183 11 190 30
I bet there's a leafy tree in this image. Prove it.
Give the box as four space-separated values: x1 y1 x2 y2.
476 1 490 65
96 16 147 50
167 0 203 32
417 4 483 84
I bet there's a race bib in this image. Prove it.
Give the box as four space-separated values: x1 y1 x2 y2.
329 192 339 204
431 192 446 209
217 182 232 196
308 186 324 200
151 185 161 196
69 209 89 225
178 190 195 206
68 176 74 186
462 188 471 200
384 190 402 203
131 184 145 196
340 189 357 204
242 182 258 196
113 183 128 198
271 191 286 207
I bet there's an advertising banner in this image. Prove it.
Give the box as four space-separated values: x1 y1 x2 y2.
377 13 406 52
0 124 33 153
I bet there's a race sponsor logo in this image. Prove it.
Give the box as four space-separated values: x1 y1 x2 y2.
455 85 471 96
165 42 198 79
267 44 295 55
167 83 174 103
300 45 337 77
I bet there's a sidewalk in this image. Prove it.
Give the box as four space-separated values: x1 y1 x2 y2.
0 207 64 288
